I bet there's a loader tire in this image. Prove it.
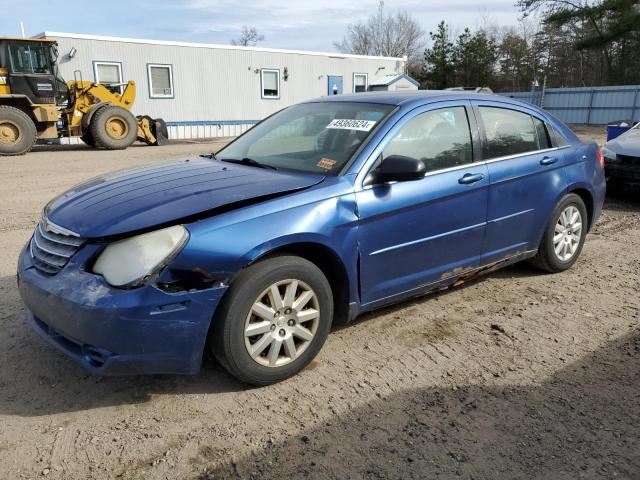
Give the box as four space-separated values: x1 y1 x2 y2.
90 106 138 150
0 106 37 156
81 130 96 147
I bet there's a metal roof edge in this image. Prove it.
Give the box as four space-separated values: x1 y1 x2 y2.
37 32 405 62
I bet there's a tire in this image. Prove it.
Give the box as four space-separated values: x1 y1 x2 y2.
529 193 588 273
81 130 96 147
211 255 334 386
90 105 138 150
0 105 37 156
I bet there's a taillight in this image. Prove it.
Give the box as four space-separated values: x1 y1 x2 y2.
596 147 605 169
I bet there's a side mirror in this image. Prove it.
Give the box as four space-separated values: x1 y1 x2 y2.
375 155 426 183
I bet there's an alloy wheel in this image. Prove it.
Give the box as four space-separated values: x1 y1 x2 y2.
553 205 583 261
244 279 320 367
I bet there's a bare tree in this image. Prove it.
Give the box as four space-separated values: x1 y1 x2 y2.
334 1 425 70
231 26 265 47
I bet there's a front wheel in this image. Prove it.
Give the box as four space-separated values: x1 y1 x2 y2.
211 255 333 385
530 193 588 273
90 105 138 150
0 105 37 156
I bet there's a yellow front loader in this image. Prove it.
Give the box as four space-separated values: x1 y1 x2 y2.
64 79 168 150
0 37 168 156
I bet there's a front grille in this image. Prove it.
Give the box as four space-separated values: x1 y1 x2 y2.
617 154 640 165
30 221 85 274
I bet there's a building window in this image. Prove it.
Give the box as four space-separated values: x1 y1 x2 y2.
93 61 123 93
147 64 174 98
353 73 368 93
261 69 280 99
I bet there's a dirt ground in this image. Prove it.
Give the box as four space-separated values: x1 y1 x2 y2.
1 129 639 480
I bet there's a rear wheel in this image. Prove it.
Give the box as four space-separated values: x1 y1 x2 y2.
0 106 37 156
81 129 96 147
211 255 333 385
530 193 588 273
90 105 138 150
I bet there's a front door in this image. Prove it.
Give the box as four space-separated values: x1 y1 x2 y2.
327 76 343 96
356 102 489 306
472 102 570 264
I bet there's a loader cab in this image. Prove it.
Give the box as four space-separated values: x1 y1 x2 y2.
0 38 68 106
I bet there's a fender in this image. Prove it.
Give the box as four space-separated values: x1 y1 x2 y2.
80 101 111 131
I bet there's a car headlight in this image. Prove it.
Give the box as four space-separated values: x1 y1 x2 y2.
601 146 617 161
93 225 188 287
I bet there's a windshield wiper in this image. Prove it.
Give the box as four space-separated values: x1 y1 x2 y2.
220 157 278 170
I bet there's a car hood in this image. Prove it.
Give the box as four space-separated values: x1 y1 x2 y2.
606 127 640 157
44 158 325 238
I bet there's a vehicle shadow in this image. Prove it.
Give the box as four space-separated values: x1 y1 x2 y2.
0 259 550 417
604 188 640 211
31 143 160 153
197 329 640 479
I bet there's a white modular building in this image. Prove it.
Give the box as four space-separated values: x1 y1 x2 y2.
37 32 415 140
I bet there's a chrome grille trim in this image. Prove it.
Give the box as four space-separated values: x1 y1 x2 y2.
30 221 85 274
37 223 83 246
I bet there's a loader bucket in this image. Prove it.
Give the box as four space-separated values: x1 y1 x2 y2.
136 115 168 146
152 118 169 146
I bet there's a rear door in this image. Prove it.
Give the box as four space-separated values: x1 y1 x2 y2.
472 101 569 264
356 101 488 305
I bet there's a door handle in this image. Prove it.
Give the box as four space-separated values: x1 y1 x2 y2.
540 156 558 166
458 173 485 184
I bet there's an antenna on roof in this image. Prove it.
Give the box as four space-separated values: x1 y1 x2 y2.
20 21 25 38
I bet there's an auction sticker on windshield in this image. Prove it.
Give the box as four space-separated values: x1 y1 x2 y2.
326 119 377 131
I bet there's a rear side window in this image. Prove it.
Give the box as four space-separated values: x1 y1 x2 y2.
549 126 570 147
479 107 543 159
383 106 473 173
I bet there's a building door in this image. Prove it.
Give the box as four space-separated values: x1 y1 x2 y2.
327 76 343 95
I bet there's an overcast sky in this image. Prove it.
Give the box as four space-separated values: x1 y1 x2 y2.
0 0 522 52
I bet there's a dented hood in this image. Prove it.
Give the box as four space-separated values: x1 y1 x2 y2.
44 158 325 238
606 126 640 157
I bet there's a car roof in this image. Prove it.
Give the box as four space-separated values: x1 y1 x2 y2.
303 90 532 110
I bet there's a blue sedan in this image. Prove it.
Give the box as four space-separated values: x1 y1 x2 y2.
17 91 606 385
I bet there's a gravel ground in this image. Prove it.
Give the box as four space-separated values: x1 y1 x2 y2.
0 131 638 480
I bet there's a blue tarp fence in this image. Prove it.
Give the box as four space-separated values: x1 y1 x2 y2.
499 85 640 125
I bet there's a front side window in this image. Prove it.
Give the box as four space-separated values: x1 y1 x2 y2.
94 61 123 93
217 102 394 175
383 106 473 173
353 73 368 93
9 43 53 74
261 69 280 99
479 107 541 159
148 64 174 98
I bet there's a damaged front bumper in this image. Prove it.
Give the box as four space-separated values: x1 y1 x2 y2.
17 242 227 375
605 155 640 185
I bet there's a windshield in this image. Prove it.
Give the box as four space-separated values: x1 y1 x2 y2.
217 102 395 175
9 43 53 75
